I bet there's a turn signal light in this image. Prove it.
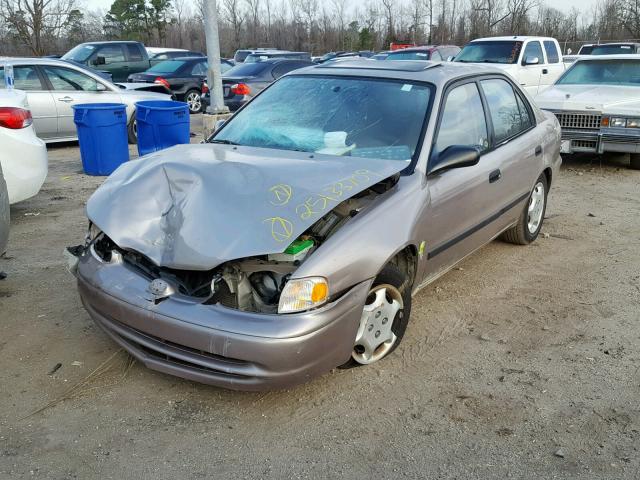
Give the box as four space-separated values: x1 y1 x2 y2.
230 83 251 96
601 117 609 127
0 107 33 129
154 77 171 89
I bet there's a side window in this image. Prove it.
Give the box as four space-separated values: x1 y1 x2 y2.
435 82 488 155
97 45 126 64
43 66 100 91
126 44 144 61
480 78 531 144
522 41 544 65
191 62 207 75
515 92 534 130
430 50 442 61
0 65 44 90
543 41 559 63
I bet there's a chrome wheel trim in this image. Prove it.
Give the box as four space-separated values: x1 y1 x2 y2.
352 284 403 365
527 181 545 234
187 92 201 112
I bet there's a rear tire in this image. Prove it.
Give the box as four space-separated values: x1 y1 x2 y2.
185 89 202 114
502 173 548 245
127 117 137 144
630 154 640 170
340 263 412 369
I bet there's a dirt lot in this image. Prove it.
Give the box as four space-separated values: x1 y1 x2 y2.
1 118 639 479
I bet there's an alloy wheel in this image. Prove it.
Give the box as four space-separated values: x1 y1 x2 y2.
187 92 202 113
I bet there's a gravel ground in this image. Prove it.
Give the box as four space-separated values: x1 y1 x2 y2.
1 117 639 479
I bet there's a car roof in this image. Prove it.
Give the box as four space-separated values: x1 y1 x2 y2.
472 36 557 42
79 41 142 45
593 42 640 47
297 59 507 86
0 57 81 65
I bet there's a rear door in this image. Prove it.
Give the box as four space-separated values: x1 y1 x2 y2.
0 64 58 139
41 65 121 139
519 40 545 96
540 40 564 91
125 43 150 76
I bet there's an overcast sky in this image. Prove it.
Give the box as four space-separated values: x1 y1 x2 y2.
87 0 600 15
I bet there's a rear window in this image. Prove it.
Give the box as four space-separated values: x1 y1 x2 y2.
591 44 636 55
148 60 186 73
385 50 431 60
234 50 252 63
223 62 271 77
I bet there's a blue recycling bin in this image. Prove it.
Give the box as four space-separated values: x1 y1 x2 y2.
72 103 129 176
136 100 190 156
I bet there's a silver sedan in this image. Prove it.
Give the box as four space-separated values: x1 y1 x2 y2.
0 58 171 144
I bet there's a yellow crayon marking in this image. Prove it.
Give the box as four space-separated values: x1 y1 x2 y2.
269 183 292 206
264 216 294 242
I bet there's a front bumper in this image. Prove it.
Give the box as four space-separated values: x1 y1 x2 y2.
560 128 640 155
76 251 370 391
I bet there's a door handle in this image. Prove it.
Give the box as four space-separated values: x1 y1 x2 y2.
489 169 502 183
542 69 548 74
58 96 73 103
535 145 543 156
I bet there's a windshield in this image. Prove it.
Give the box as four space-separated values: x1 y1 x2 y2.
223 62 270 77
244 54 274 63
455 41 523 64
147 60 186 73
557 59 640 86
62 44 97 62
385 50 430 60
211 75 432 162
591 44 636 55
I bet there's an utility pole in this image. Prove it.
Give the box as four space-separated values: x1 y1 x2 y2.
204 0 228 116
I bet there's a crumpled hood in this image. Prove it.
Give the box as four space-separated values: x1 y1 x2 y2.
535 85 640 113
87 144 408 270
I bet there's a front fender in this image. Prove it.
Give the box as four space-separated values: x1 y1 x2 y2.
293 173 427 294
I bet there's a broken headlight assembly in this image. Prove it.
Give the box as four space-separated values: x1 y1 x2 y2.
278 276 329 314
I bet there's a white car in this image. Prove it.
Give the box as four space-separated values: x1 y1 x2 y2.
0 58 171 144
536 55 640 170
455 36 566 96
0 89 48 203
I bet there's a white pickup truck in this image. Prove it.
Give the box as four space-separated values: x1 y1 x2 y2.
454 36 566 96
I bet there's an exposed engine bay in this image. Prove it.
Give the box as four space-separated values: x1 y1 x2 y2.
87 175 398 314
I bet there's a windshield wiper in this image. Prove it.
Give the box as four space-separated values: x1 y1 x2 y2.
209 139 240 145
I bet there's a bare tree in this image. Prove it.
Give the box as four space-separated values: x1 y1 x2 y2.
0 0 77 55
223 0 245 47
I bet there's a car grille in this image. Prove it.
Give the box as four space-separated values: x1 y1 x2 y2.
554 112 602 130
572 140 597 150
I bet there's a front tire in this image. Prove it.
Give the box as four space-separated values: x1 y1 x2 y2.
630 153 640 170
502 173 548 245
341 263 412 368
185 89 202 114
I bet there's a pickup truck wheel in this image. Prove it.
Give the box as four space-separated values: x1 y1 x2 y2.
630 154 640 170
127 117 137 144
502 173 548 245
341 263 412 369
185 89 202 114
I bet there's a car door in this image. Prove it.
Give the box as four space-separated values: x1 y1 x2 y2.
519 40 545 96
90 44 128 82
419 81 511 282
125 44 150 76
0 64 58 139
540 40 564 91
41 65 121 139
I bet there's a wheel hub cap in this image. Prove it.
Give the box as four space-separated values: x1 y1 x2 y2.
527 181 545 234
352 284 403 365
187 93 201 111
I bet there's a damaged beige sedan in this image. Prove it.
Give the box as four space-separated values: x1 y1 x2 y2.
70 60 561 390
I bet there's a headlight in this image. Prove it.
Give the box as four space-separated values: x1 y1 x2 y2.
278 277 329 314
626 118 640 128
610 117 627 128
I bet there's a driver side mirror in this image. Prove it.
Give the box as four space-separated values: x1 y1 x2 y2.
96 83 107 92
427 145 481 176
523 56 540 66
93 55 106 66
